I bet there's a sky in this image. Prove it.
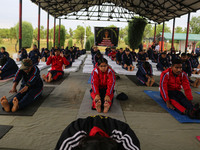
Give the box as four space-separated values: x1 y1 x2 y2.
0 0 200 33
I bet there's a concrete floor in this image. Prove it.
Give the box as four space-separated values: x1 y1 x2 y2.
0 57 200 150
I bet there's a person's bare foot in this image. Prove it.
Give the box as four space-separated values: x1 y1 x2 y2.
0 96 10 112
42 74 48 82
146 78 150 87
150 78 155 87
12 97 19 112
95 99 101 113
103 101 110 113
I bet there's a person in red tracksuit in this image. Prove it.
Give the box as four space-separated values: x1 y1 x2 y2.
91 58 116 113
42 49 70 83
160 59 200 119
108 47 117 61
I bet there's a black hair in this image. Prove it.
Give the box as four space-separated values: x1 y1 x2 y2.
96 52 102 57
187 53 191 57
21 48 26 51
181 53 187 57
172 58 182 66
1 47 5 51
143 62 151 70
0 57 8 66
97 58 108 66
78 135 119 150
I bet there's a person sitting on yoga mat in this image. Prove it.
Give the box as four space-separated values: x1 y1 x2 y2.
42 49 70 83
108 47 117 61
41 48 50 62
181 53 200 88
116 48 124 65
91 58 116 113
28 44 41 66
0 47 9 59
17 48 28 61
63 50 72 69
137 50 148 66
156 52 170 71
0 58 43 112
0 56 18 80
136 62 155 86
122 48 135 71
93 52 103 67
130 49 137 62
152 50 158 63
55 115 140 150
160 59 200 119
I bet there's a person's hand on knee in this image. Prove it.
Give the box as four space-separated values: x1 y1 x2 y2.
9 88 17 93
19 86 29 94
166 100 175 110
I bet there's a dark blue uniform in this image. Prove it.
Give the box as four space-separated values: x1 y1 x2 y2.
156 56 170 71
122 53 133 70
137 53 147 66
0 58 18 79
152 52 158 63
0 52 9 59
136 64 153 85
182 60 192 77
190 55 199 68
41 50 50 62
116 51 123 65
130 51 137 62
9 66 43 110
19 50 28 61
29 49 41 65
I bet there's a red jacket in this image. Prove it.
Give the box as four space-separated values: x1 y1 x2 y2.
108 51 117 60
91 66 115 98
46 55 69 71
160 68 193 102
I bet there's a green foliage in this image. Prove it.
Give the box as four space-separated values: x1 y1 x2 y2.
66 29 70 39
175 26 185 33
119 26 128 40
16 21 33 48
0 37 3 44
190 16 200 34
124 36 129 46
55 25 66 48
86 26 93 38
88 35 94 46
143 24 153 39
85 39 91 51
74 25 85 48
49 41 53 50
156 23 171 35
69 28 73 38
196 41 200 47
68 38 73 48
0 29 10 38
128 17 147 50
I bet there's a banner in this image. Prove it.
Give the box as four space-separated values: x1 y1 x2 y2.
94 27 119 47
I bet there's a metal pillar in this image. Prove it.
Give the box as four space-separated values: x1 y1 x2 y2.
53 17 56 47
47 11 49 49
185 12 190 53
171 18 175 50
161 22 165 52
19 0 22 50
58 19 61 48
153 24 156 43
37 3 41 50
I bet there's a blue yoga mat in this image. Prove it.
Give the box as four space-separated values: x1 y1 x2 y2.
88 75 91 84
195 92 200 95
144 90 200 123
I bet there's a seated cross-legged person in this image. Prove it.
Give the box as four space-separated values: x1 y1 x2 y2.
41 48 50 62
28 44 41 66
63 51 72 69
0 57 19 80
116 48 124 65
42 49 70 83
91 58 116 113
160 59 200 119
136 62 155 86
108 47 117 61
0 59 43 112
93 52 103 67
122 48 135 71
0 47 9 59
156 52 170 71
16 48 28 61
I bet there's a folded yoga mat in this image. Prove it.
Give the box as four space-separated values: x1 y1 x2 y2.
144 90 200 123
0 125 13 139
77 89 125 122
0 87 55 116
44 74 69 85
126 75 159 87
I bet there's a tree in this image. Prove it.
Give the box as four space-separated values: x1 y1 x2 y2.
74 25 85 48
69 28 73 38
190 16 200 34
68 38 73 48
55 25 66 47
119 27 127 40
128 17 147 50
9 27 17 42
66 29 70 39
143 24 153 39
33 28 38 41
16 21 34 49
88 35 94 46
124 36 129 46
86 26 93 38
156 23 171 35
175 26 184 33
85 39 91 51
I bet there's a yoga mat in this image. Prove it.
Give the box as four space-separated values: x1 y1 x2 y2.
0 125 13 139
64 67 79 73
126 75 159 87
196 136 200 142
0 77 14 83
44 74 69 85
77 89 125 122
144 90 200 123
0 87 55 116
88 75 92 84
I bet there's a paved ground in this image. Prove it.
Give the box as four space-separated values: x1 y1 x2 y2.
0 55 200 150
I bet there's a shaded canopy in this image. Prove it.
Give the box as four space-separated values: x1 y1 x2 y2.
31 0 200 23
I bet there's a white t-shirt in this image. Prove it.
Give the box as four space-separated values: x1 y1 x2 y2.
155 45 160 52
